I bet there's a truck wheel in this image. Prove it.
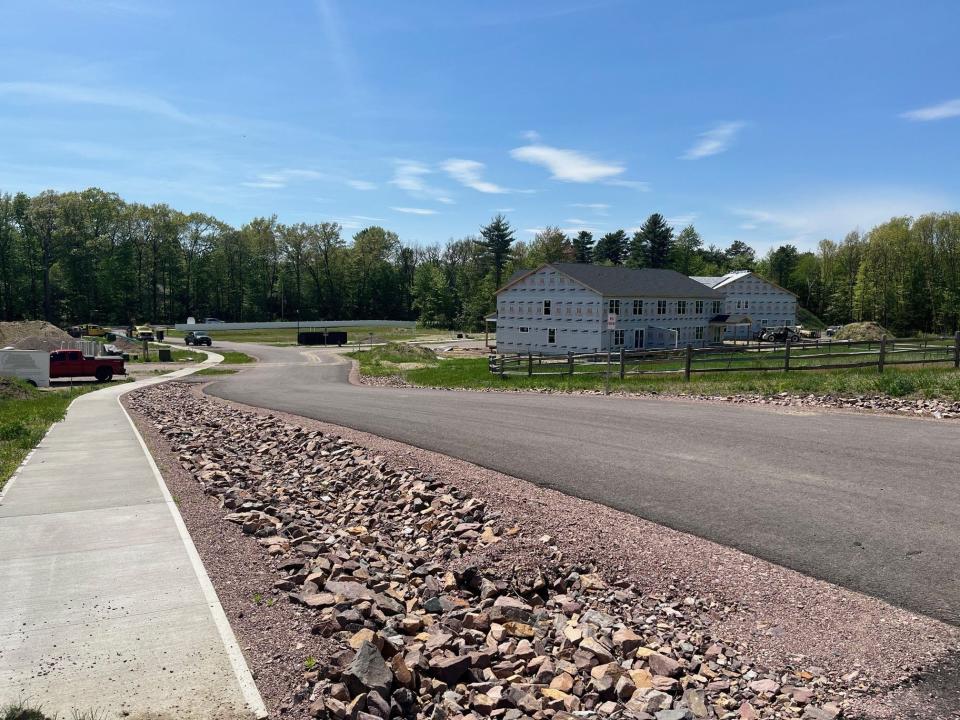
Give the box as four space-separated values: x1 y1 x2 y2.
95 367 113 382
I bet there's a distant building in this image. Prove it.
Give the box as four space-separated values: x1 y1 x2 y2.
691 270 798 339
494 263 726 355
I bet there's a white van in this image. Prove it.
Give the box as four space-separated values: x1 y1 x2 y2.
0 349 51 388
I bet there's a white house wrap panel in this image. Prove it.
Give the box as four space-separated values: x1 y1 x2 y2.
691 270 798 339
495 263 725 355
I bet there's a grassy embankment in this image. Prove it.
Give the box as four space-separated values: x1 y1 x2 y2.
0 379 100 489
351 343 960 400
127 344 254 364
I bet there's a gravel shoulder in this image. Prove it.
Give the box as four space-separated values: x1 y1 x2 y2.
126 382 959 719
354 366 960 422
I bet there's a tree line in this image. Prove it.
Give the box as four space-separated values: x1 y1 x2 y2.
1 188 957 335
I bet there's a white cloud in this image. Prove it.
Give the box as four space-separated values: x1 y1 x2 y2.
391 206 438 215
570 202 610 214
242 181 285 189
564 217 591 225
510 142 624 182
682 121 746 160
347 179 377 190
901 98 960 121
0 81 197 123
605 179 650 191
666 213 698 227
389 160 453 203
442 158 509 194
243 168 326 189
495 207 515 213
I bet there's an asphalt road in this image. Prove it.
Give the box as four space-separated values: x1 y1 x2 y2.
203 341 960 625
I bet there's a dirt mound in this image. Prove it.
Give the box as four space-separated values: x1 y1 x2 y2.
11 336 75 352
0 377 37 400
834 321 890 341
0 321 72 349
368 342 437 362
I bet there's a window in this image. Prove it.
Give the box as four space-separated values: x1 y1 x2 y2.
548 328 556 344
613 329 624 347
632 299 642 315
712 300 722 314
657 300 667 315
695 326 704 340
736 299 742 309
743 299 749 309
519 326 529 333
761 319 768 327
695 300 704 314
678 300 687 315
608 299 620 315
543 300 551 316
576 305 583 317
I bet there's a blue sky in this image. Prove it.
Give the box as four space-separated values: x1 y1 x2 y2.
1 0 958 254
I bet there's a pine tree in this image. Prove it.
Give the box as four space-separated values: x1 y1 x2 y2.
626 230 648 268
572 230 594 263
594 229 627 265
639 213 674 269
477 214 515 288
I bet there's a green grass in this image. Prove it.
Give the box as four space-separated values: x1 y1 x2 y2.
347 342 437 376
352 351 960 401
217 350 254 363
1 698 106 720
166 325 454 345
195 367 238 376
0 379 99 489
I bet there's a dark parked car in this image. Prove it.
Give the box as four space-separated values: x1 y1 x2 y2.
184 331 212 346
758 325 800 343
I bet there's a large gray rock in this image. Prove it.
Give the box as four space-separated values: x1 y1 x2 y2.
343 641 393 700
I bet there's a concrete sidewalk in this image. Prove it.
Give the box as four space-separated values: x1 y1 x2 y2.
0 356 267 719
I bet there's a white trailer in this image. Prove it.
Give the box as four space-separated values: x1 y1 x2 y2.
0 349 51 387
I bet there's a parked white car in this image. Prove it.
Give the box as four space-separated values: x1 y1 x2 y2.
0 349 51 387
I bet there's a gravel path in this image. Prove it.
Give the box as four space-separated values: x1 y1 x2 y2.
126 383 959 719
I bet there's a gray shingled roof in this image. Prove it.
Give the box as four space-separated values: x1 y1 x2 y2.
547 263 724 298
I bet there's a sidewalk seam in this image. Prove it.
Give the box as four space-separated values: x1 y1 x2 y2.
116 353 268 720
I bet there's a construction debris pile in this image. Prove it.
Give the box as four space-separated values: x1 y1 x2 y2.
129 383 848 720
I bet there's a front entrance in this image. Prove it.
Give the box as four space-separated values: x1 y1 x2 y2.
634 329 644 349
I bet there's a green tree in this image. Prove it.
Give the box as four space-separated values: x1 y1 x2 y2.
527 226 573 266
572 230 594 263
724 240 756 270
671 225 703 274
594 229 627 265
638 213 673 269
477 214 515 288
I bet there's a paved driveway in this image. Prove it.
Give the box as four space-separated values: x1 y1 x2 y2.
204 341 960 625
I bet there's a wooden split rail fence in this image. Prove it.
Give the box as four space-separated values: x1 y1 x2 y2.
488 333 960 380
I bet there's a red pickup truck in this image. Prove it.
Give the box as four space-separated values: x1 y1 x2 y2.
49 350 126 382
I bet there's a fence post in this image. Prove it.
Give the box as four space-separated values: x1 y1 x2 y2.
684 344 693 381
955 331 960 368
527 352 533 376
878 334 886 373
783 338 791 372
568 351 574 376
619 348 625 379
498 355 505 379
